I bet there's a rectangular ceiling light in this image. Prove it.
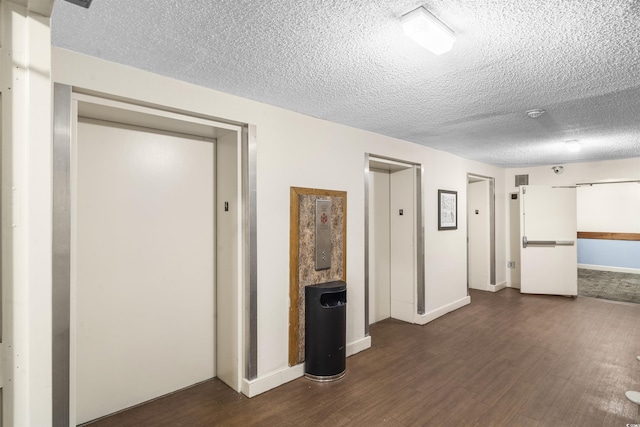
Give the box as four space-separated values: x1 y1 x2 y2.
566 140 581 152
401 7 456 55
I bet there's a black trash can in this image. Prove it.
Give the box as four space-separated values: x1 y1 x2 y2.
305 281 347 381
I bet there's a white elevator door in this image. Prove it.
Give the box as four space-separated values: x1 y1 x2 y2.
76 119 215 424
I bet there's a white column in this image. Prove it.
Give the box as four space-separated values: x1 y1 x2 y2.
1 1 53 425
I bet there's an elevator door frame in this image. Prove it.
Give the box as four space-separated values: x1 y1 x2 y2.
52 86 257 425
466 173 496 293
364 154 424 334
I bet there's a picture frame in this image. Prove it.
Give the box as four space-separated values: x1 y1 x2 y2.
438 189 457 230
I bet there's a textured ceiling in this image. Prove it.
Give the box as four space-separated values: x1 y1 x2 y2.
51 0 640 167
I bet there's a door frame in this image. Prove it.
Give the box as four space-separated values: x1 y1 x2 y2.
52 85 258 424
519 185 578 296
466 173 496 293
364 153 424 334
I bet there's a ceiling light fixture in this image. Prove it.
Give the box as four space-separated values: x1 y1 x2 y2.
526 109 546 118
565 140 580 152
401 7 456 55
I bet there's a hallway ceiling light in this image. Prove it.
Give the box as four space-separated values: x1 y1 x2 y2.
565 140 580 152
401 7 456 55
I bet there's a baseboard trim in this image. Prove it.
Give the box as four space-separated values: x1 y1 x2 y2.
414 296 471 325
346 335 371 357
241 336 372 398
242 364 304 398
578 264 640 275
488 282 507 292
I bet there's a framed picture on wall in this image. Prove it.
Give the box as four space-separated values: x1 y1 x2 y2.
438 190 457 230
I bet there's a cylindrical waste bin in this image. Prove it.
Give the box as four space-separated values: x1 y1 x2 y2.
305 281 347 381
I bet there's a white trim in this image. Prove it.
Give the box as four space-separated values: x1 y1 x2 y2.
508 282 521 289
241 336 372 398
414 296 471 325
488 281 507 292
346 336 372 357
578 264 640 275
241 364 305 398
73 92 242 133
0 343 4 387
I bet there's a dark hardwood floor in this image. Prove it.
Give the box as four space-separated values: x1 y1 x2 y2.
86 289 640 426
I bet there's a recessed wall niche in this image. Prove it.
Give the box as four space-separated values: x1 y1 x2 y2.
289 187 347 366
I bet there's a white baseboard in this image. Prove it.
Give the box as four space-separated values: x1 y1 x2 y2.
579 264 640 275
488 282 507 292
242 363 304 398
241 336 372 398
414 296 471 325
346 335 371 357
508 282 521 289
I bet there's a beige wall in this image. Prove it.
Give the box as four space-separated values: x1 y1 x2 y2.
577 182 640 233
53 47 506 390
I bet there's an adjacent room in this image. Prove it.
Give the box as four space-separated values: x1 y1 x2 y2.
1 0 639 426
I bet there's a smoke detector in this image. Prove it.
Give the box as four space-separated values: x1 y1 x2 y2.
526 109 546 118
551 166 564 175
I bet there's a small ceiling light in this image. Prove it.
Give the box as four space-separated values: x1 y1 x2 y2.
526 109 546 118
565 140 580 152
401 7 456 55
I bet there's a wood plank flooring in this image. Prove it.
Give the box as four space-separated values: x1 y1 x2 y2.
85 289 640 426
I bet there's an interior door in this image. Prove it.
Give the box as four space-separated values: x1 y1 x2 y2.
520 185 577 296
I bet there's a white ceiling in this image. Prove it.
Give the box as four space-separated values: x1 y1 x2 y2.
51 0 640 167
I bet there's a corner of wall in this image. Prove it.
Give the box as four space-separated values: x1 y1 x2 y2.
489 282 507 292
414 296 470 325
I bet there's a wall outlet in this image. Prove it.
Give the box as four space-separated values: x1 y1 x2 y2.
507 261 516 268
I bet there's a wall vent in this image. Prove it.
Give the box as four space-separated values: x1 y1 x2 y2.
515 174 529 187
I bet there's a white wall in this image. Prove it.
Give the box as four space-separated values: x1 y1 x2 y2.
1 1 53 425
467 180 490 291
508 194 521 288
577 183 640 233
216 130 241 391
53 48 506 389
506 158 640 189
368 170 390 324
389 167 415 323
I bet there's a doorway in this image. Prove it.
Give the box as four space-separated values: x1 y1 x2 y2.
366 155 424 328
466 174 496 292
55 92 245 425
575 181 640 303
